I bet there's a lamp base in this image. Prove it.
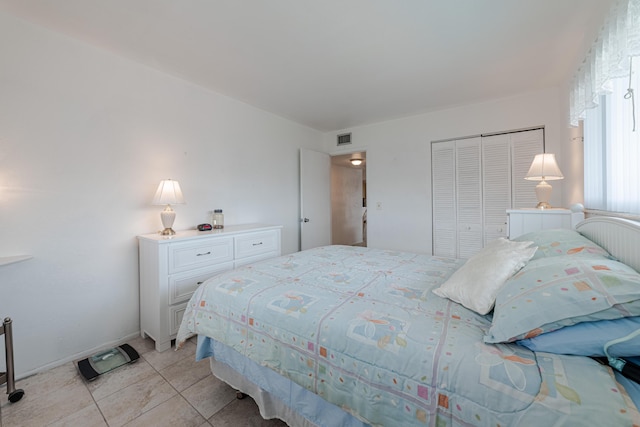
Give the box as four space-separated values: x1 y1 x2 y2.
160 227 176 236
159 205 177 235
534 180 553 210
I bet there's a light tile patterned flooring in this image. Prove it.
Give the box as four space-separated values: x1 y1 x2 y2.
0 336 287 427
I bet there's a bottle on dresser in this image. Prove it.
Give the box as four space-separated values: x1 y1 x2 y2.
212 209 224 229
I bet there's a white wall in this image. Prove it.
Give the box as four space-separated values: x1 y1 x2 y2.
0 12 322 377
324 87 577 253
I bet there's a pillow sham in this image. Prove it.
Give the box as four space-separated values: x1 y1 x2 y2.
432 238 536 315
485 256 640 343
517 316 640 357
513 228 610 261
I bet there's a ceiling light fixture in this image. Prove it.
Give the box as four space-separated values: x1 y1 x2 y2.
350 159 363 166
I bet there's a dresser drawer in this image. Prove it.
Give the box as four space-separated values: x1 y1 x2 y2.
169 302 187 337
168 237 233 273
234 230 279 260
169 262 233 305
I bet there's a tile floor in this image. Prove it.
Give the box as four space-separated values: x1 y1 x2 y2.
0 336 288 427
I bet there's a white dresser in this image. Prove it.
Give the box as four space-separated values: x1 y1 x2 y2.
507 209 584 239
137 223 282 351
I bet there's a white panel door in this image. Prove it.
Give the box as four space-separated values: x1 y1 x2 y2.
482 134 511 245
431 128 544 259
455 138 483 259
300 149 331 251
432 141 456 257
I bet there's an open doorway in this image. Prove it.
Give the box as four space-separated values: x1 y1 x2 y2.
330 152 367 247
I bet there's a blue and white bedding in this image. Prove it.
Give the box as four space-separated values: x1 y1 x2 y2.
199 336 369 427
177 244 640 426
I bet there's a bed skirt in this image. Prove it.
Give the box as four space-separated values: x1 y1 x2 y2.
200 336 369 427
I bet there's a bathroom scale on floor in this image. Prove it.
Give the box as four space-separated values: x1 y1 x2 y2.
77 344 139 382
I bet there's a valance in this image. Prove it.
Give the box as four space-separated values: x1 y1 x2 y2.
569 0 640 126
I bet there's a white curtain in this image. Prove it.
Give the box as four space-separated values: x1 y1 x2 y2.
583 75 640 215
569 0 640 126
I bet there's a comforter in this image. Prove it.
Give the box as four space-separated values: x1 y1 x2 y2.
177 245 640 426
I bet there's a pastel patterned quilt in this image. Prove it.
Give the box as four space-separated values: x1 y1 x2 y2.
177 245 640 426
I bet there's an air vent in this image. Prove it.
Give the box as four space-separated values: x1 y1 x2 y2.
337 133 352 146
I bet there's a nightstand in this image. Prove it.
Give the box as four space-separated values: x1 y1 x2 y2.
137 224 282 351
507 209 584 239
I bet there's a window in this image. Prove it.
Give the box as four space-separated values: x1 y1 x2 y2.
572 0 640 216
583 69 640 215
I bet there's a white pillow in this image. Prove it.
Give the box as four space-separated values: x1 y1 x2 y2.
432 238 537 315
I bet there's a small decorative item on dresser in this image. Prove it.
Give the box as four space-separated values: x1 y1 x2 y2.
212 209 224 229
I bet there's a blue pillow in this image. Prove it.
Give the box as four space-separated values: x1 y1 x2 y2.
517 316 640 357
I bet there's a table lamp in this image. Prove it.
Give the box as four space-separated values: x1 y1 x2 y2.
152 179 185 235
524 153 564 209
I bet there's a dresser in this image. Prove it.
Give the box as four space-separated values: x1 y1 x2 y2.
507 209 584 239
137 224 282 351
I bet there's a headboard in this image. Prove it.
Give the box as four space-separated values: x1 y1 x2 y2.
575 216 640 273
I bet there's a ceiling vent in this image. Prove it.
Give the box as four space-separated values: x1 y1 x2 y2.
337 133 352 146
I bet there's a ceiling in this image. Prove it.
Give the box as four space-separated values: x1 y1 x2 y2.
0 0 613 132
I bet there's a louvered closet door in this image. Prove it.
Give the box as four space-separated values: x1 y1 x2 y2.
432 142 456 257
456 138 483 259
511 129 544 209
482 134 511 245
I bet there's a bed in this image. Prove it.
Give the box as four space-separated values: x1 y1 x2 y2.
176 216 640 426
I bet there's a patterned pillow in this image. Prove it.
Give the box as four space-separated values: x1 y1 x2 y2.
485 256 640 343
513 229 611 260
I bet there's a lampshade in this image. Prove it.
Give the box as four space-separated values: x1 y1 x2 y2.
524 154 564 181
152 179 185 205
524 154 563 209
152 179 185 235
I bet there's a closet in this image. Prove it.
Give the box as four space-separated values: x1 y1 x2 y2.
431 128 543 258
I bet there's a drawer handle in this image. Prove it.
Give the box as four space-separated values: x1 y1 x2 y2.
196 251 211 256
252 242 263 246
